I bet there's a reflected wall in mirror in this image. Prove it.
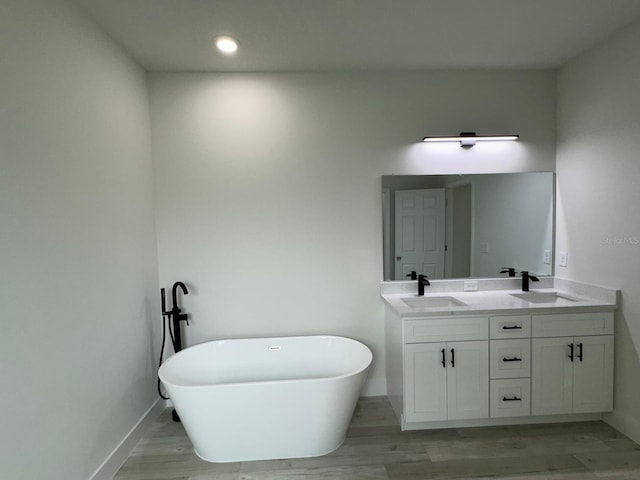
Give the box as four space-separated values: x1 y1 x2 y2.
382 172 554 281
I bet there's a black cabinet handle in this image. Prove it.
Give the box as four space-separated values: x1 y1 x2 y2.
502 396 522 402
450 348 455 368
502 325 522 330
441 348 446 368
502 357 522 362
577 342 583 362
568 343 574 361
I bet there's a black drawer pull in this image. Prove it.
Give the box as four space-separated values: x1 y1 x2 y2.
502 396 522 402
568 343 574 361
502 357 522 362
450 348 455 368
441 348 446 368
501 325 522 330
577 342 583 362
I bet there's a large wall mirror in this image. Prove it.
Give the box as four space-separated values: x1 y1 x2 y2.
382 172 554 281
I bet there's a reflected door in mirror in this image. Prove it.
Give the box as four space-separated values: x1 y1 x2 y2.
394 188 445 280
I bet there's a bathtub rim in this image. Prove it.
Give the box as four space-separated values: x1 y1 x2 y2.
158 334 373 389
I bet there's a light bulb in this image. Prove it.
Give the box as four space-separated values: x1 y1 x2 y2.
214 35 239 55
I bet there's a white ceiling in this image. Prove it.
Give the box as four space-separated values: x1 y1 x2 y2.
70 0 640 71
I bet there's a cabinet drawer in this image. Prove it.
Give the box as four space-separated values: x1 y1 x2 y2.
404 317 488 343
490 339 531 379
490 379 531 418
532 312 614 337
490 315 531 339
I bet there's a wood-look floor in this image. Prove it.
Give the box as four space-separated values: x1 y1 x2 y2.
115 397 640 479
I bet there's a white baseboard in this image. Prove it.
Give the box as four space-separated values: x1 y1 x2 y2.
604 410 640 445
89 398 166 480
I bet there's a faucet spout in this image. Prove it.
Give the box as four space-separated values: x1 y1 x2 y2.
500 267 517 277
520 271 539 292
168 281 190 355
171 281 189 310
417 274 430 296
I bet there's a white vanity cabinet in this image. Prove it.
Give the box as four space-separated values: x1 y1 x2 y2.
405 340 489 422
531 312 614 416
388 315 489 424
385 301 615 431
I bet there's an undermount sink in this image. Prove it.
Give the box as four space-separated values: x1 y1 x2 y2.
402 296 467 308
510 292 578 304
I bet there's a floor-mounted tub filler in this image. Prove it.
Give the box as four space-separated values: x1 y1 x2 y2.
159 335 373 462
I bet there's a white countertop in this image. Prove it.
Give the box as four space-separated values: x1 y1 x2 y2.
381 278 618 318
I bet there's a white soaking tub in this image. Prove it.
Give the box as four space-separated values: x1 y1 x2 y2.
158 335 372 463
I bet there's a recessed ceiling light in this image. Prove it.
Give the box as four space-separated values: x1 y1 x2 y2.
214 35 239 55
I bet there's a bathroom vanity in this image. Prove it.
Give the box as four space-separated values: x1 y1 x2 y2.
382 278 618 431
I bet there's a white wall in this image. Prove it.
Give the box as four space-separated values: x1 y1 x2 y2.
149 70 556 395
0 1 160 478
556 20 640 442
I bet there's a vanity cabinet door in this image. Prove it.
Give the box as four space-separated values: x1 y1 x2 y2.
404 342 448 422
573 335 614 413
403 341 488 422
447 341 489 420
531 337 574 415
532 335 614 415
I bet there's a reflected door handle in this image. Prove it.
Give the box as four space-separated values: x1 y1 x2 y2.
396 256 402 261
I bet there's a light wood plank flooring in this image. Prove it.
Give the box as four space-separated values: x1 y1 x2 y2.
115 397 640 479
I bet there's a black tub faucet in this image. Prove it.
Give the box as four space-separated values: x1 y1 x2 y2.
418 274 430 296
169 281 189 352
520 271 539 292
160 281 191 424
172 281 188 312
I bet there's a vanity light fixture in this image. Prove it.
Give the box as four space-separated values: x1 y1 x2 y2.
214 35 239 55
422 132 519 148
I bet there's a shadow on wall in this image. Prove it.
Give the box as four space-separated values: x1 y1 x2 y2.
605 293 640 442
144 296 157 381
612 297 640 400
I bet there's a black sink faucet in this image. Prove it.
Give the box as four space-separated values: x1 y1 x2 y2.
406 270 417 280
500 267 517 277
418 274 430 296
520 271 539 292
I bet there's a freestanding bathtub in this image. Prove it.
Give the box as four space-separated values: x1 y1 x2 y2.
158 335 372 463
